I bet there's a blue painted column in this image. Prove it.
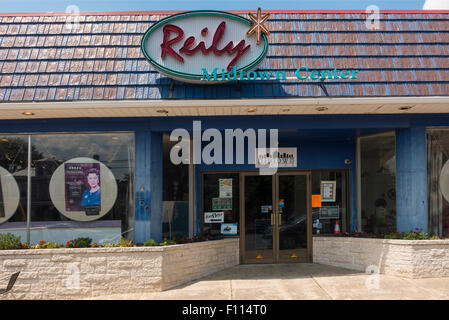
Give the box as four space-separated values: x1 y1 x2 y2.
134 130 163 243
396 127 428 232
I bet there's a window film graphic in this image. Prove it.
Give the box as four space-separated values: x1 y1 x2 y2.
65 163 101 214
0 166 20 225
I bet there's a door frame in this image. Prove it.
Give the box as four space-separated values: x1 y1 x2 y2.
275 171 312 263
240 171 277 264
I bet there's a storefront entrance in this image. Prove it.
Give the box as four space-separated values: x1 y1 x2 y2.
201 169 349 265
240 172 311 264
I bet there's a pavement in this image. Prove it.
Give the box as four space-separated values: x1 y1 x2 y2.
90 263 449 300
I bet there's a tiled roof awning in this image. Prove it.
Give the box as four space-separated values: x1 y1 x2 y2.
0 11 448 102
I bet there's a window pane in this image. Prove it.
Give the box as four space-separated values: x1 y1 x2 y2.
0 135 29 236
360 132 396 234
162 133 189 240
202 173 240 237
427 129 449 237
312 171 347 235
29 133 135 244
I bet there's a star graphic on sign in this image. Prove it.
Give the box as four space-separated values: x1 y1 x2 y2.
247 7 270 45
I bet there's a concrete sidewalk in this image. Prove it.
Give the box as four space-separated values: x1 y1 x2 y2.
90 263 449 300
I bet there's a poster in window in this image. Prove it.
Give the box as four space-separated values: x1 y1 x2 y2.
49 157 118 222
219 178 232 198
320 181 336 202
65 163 101 215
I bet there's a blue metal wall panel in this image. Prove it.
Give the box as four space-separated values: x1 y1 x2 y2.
396 127 428 232
134 129 152 243
150 131 163 242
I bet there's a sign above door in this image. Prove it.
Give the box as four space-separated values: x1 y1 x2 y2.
140 9 270 83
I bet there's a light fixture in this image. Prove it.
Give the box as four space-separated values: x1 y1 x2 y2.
0 138 8 142
398 106 412 111
111 137 120 140
157 109 169 114
316 107 328 112
247 108 256 113
22 112 35 116
282 108 290 112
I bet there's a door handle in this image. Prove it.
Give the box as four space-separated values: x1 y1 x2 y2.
278 214 282 225
271 214 274 225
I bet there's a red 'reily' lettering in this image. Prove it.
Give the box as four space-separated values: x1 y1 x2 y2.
160 21 251 71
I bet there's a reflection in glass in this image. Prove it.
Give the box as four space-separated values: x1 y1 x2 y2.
0 136 29 224
359 132 396 234
278 175 308 261
163 133 190 239
428 129 449 237
312 171 348 235
202 173 239 237
244 175 273 261
30 133 135 242
0 133 135 244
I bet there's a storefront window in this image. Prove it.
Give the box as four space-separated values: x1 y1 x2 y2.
358 132 396 234
311 171 348 235
162 133 190 239
0 132 135 244
0 136 29 225
427 129 449 238
202 173 240 237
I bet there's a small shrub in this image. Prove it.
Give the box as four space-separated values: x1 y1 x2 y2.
159 239 176 246
385 229 429 240
91 242 101 248
45 242 61 249
65 237 92 248
18 242 30 249
0 233 22 250
144 239 159 246
116 237 133 247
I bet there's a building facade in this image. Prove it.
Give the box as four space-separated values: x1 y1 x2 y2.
0 10 448 263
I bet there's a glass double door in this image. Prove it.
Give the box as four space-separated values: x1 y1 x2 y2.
241 172 311 264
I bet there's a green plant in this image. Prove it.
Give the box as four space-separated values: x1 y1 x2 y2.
159 239 177 246
144 239 159 246
429 235 441 240
0 233 22 250
45 242 61 249
18 242 30 249
65 237 92 248
116 237 133 247
384 230 430 240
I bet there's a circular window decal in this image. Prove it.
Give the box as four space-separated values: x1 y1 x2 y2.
0 166 20 225
439 160 449 203
49 157 118 222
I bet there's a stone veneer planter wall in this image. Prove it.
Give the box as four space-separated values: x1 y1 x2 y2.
0 238 239 300
313 236 449 278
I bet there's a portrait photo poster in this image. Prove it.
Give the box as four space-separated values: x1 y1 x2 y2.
65 162 101 212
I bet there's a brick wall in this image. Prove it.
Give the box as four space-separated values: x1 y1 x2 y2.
0 238 239 299
313 236 449 278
